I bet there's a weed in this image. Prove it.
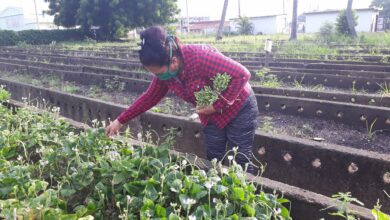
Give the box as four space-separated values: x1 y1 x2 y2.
380 56 389 63
323 192 363 220
365 118 381 140
104 76 126 92
259 116 274 133
259 74 281 88
371 200 390 220
378 82 390 97
256 67 270 79
62 82 80 93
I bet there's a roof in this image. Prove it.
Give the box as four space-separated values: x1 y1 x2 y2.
0 7 23 18
230 14 286 21
190 20 230 30
304 8 380 15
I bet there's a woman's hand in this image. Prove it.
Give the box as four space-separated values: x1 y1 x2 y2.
196 105 216 115
105 119 123 137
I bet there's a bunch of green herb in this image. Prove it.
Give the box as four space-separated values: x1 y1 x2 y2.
212 72 232 93
195 73 231 106
195 86 219 106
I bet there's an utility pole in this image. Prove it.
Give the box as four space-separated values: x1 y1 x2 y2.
186 0 190 33
238 0 241 17
33 0 40 30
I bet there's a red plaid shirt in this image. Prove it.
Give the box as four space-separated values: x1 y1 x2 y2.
117 44 251 129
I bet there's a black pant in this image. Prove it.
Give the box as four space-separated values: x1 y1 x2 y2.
203 90 258 173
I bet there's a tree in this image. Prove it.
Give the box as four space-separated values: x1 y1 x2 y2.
346 0 357 38
318 22 335 43
44 0 180 40
336 9 358 36
371 0 390 29
44 0 79 27
289 0 298 40
236 16 253 35
216 0 229 40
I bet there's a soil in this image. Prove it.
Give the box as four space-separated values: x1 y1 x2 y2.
1 72 389 154
257 111 390 154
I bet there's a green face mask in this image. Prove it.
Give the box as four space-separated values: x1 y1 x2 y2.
156 64 178 81
155 35 178 81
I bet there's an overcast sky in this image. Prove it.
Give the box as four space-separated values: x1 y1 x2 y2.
177 0 373 19
1 0 373 19
0 0 47 16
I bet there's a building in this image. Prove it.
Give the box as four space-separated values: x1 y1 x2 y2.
0 7 56 31
230 14 288 35
304 8 380 33
0 7 24 31
189 20 230 35
175 16 211 34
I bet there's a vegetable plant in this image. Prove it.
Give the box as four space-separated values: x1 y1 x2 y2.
195 73 231 107
0 87 292 219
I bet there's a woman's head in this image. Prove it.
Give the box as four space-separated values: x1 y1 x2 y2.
139 26 181 80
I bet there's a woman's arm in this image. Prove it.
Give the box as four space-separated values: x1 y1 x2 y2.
198 47 251 113
117 77 169 124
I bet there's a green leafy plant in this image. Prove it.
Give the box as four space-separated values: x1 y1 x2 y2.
256 67 270 79
0 89 291 219
104 76 126 92
372 200 390 220
380 56 389 63
259 116 274 133
324 192 364 220
259 74 281 88
255 67 281 88
0 85 10 101
195 73 231 106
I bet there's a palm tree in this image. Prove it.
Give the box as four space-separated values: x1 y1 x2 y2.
346 0 357 38
236 16 254 35
289 0 298 40
216 0 229 40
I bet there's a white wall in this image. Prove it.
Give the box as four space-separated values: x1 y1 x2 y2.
275 15 288 33
0 7 55 31
0 7 25 31
230 15 287 35
305 12 339 33
355 10 377 32
305 10 379 33
251 16 277 35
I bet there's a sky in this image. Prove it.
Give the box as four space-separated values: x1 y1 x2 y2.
0 0 373 20
0 0 48 16
177 0 373 20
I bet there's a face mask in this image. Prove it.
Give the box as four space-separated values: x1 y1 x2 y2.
155 34 178 81
156 64 178 80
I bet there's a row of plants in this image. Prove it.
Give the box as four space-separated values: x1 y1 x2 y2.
0 87 291 219
0 29 86 46
0 71 193 117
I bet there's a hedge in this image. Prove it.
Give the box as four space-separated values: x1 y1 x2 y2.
0 29 85 46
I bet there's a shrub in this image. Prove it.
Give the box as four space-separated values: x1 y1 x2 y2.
0 29 85 46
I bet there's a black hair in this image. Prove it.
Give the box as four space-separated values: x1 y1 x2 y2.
138 26 181 67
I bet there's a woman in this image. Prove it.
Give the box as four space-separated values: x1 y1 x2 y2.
105 26 258 173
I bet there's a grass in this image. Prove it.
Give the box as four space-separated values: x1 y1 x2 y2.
378 82 390 97
291 78 325 91
255 68 281 88
259 116 274 133
366 118 379 140
20 31 390 57
259 74 281 88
